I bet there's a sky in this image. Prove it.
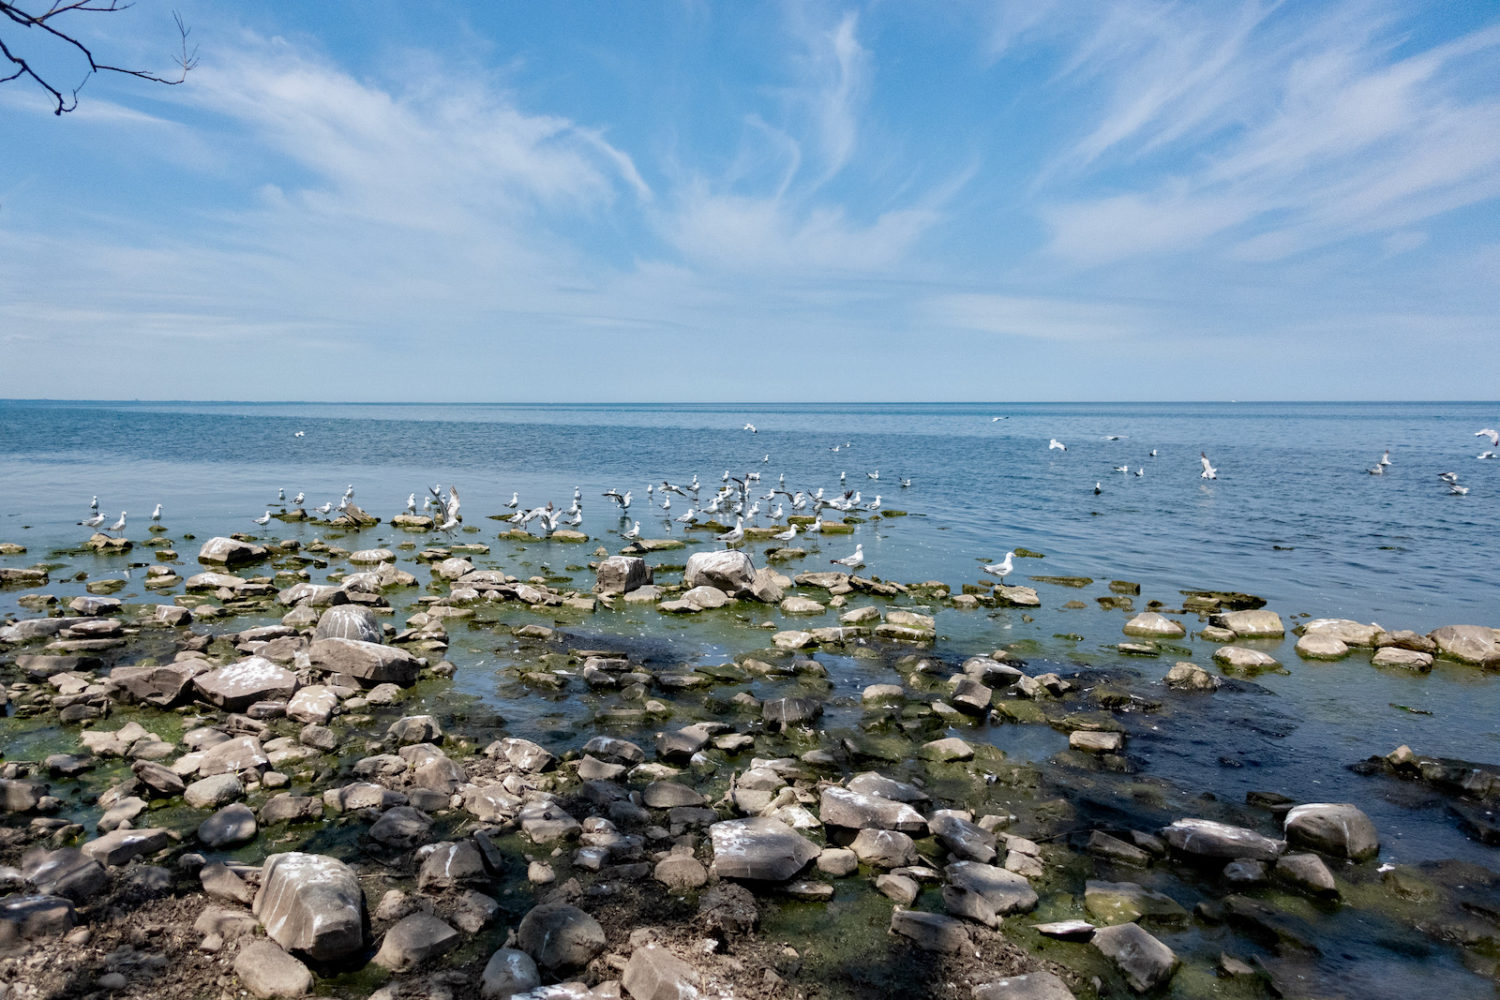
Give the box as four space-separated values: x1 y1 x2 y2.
2 0 1498 402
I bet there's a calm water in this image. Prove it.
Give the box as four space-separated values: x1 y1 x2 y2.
3 398 1500 995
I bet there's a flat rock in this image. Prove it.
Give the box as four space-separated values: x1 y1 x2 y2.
1091 922 1179 992
973 971 1078 1000
199 803 258 848
234 940 312 998
1213 609 1285 638
889 910 968 954
709 817 820 881
194 657 298 713
1212 646 1282 674
942 861 1038 926
1299 618 1382 646
309 637 421 686
1430 625 1500 667
1371 646 1433 671
314 604 382 643
622 942 701 1000
820 786 927 834
81 828 170 867
0 895 76 949
1163 818 1283 862
1122 613 1186 638
1294 633 1350 660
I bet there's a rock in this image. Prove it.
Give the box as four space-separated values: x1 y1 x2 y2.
197 536 269 568
132 760 186 798
388 714 443 745
308 637 421 686
518 799 582 843
950 677 994 715
1212 609 1285 638
1371 646 1433 671
1084 880 1187 926
850 828 918 868
876 873 920 905
817 848 858 877
1294 633 1350 660
683 550 758 598
973 971 1078 1000
1283 802 1378 860
314 605 382 643
482 947 542 1000
930 811 997 863
1091 922 1179 992
254 853 366 961
1163 661 1219 691
1299 619 1382 646
1163 818 1283 862
516 903 606 972
19 848 106 903
1122 613 1186 638
1429 625 1500 667
761 697 823 731
185 773 245 809
0 895 76 949
820 786 927 834
622 942 701 1000
81 828 171 867
1275 853 1338 895
194 657 299 712
889 910 968 954
921 737 976 761
418 841 488 891
1212 646 1281 674
595 556 653 595
495 737 558 773
373 912 461 971
643 781 706 809
1086 831 1150 867
369 806 433 848
709 817 820 881
107 661 205 707
234 940 313 998
654 854 708 891
199 803 258 849
942 861 1038 926
197 736 270 777
260 794 324 826
286 685 339 725
780 596 826 615
1070 731 1124 753
1376 629 1437 653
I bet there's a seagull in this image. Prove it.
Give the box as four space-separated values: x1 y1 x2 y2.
292 492 305 507
505 492 520 509
622 520 641 540
277 487 286 502
78 512 106 529
1367 464 1384 476
315 501 334 515
772 523 797 543
716 517 745 546
831 543 864 569
1149 449 1157 457
1379 449 1391 467
744 423 757 433
1438 471 1459 484
899 477 912 488
983 551 1016 584
253 511 272 529
991 416 1005 422
1480 451 1498 460
293 430 305 438
1106 435 1127 441
89 495 98 510
675 507 698 524
1200 452 1217 480
603 490 631 512
1477 429 1500 448
1134 468 1144 477
1450 483 1470 496
1094 482 1102 495
151 503 163 523
437 513 459 533
807 516 824 534
1114 465 1129 473
1049 439 1066 451
661 494 672 511
446 486 461 522
867 470 879 480
104 511 127 536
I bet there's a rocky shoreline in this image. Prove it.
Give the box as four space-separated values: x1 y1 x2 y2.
2 513 1500 1000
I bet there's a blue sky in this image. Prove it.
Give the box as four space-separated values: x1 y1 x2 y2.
2 1 1498 401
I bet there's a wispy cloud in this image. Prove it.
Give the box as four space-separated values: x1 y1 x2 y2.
929 292 1149 342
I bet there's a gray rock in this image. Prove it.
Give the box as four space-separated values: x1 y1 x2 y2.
683 550 758 598
930 811 998 863
876 873 920 905
1162 818 1283 862
369 806 433 848
388 714 443 745
1275 853 1338 895
889 909 968 954
194 657 299 713
761 697 823 731
518 799 581 844
314 605 382 643
19 848 106 903
1122 613 1186 638
1163 661 1219 691
494 737 557 773
81 828 171 867
197 737 269 777
373 912 460 971
0 895 76 949
850 828 918 869
516 903 606 972
482 947 541 999
260 794 325 826
308 637 421 686
199 803 258 848
595 556 653 596
107 661 205 707
197 536 269 568
185 773 245 809
622 942 701 1000
709 817 820 881
1298 618 1382 646
1083 880 1188 926
820 786 927 834
1283 803 1378 860
1430 625 1500 667
973 971 1078 1000
1212 646 1281 674
1294 633 1350 660
1371 647 1433 671
254 852 366 961
286 685 339 726
418 841 487 891
942 861 1038 926
234 940 312 998
1091 922 1179 992
132 760 186 798
654 854 709 891
1213 609 1285 638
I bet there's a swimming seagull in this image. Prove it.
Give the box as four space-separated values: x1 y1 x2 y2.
1094 482 1102 495
78 512 106 529
867 470 879 480
1450 482 1470 496
1477 428 1500 448
983 551 1016 584
1379 449 1391 467
1114 465 1129 473
1367 463 1384 475
831 543 864 570
89 495 98 510
1049 439 1067 451
293 430 305 438
1200 452 1218 480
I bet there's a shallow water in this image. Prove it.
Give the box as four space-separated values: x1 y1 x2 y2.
3 398 1500 997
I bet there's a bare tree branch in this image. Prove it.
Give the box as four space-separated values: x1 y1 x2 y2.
0 0 196 115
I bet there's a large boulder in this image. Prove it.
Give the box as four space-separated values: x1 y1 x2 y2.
819 786 927 834
1429 625 1500 667
1212 609 1285 638
515 903 605 973
0 895 76 949
254 852 366 961
193 657 298 713
1283 803 1379 861
595 556 652 595
309 638 420 686
197 536 269 568
1091 922 1179 992
373 913 461 971
107 661 206 707
683 550 758 599
314 605 382 643
1122 613 1186 639
709 817 820 881
1298 619 1382 646
942 861 1038 926
1162 818 1283 862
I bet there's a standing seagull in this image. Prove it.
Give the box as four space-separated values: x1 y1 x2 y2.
151 503 163 524
105 511 127 536
622 520 641 540
1200 452 1218 480
716 516 745 546
772 523 797 543
253 511 272 531
505 492 520 510
831 543 864 570
78 512 106 529
89 495 99 510
983 551 1016 584
292 492 305 507
406 493 417 516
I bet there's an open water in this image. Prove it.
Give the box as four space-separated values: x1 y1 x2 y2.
3 398 1500 996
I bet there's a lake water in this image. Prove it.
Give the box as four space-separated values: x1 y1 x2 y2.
3 398 1499 996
